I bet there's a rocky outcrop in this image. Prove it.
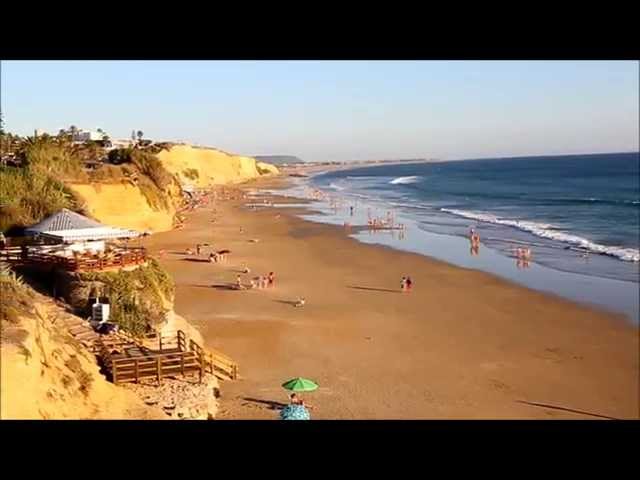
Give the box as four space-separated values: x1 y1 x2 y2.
124 374 219 420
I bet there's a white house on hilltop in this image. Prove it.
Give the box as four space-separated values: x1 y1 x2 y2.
72 130 105 142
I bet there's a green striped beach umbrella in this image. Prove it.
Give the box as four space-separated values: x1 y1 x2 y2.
282 377 318 392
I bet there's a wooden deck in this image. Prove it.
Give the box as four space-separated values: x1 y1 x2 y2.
0 246 147 272
97 330 239 385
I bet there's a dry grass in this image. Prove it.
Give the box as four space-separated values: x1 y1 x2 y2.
0 263 35 324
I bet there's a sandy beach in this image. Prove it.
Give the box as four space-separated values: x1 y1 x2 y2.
141 178 639 420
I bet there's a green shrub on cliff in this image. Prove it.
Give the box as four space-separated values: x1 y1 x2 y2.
1 133 179 233
106 148 176 210
20 136 87 182
0 262 34 326
0 166 82 233
0 136 90 232
79 259 174 337
183 168 199 180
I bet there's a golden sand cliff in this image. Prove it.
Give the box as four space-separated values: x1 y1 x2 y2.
157 145 279 188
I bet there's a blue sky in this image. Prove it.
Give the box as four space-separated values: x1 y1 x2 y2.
1 61 638 162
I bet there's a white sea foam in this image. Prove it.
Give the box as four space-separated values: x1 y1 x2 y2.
441 208 640 262
389 176 420 185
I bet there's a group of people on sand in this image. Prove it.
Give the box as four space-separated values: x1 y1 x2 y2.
209 251 227 263
236 271 276 290
400 276 413 292
183 244 229 263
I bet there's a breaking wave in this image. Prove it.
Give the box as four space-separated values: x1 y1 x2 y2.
441 208 640 262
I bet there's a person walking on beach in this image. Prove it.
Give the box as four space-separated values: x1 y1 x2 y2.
350 205 354 216
196 244 201 255
268 272 275 287
401 276 407 292
406 277 413 292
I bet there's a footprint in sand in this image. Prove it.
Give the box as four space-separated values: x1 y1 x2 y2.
488 379 511 392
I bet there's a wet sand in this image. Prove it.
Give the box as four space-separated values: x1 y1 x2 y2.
142 179 639 419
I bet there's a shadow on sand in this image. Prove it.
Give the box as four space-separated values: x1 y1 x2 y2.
347 285 401 294
516 400 619 420
188 283 239 291
274 300 301 307
181 257 211 263
242 397 287 410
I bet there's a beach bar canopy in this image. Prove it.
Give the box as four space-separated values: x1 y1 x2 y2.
25 209 141 243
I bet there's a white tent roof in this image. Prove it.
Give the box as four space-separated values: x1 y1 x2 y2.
25 209 141 242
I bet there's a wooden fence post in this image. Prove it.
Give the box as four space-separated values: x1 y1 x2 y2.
157 357 162 386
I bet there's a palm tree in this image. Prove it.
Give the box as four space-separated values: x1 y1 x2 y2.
137 130 144 142
69 125 78 142
101 134 112 151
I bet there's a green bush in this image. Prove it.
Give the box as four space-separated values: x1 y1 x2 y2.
105 148 175 210
0 166 82 232
182 168 199 180
130 150 172 191
20 137 87 182
107 147 134 165
87 164 127 183
79 259 174 337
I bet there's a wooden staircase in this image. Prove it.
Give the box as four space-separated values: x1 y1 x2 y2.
97 330 238 385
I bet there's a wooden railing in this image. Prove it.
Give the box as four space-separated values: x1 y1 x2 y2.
189 338 239 381
98 329 238 384
0 246 147 272
110 350 203 385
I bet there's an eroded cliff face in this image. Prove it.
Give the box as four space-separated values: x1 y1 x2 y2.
1 274 218 420
0 292 165 420
157 145 279 187
68 182 177 233
67 145 278 233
